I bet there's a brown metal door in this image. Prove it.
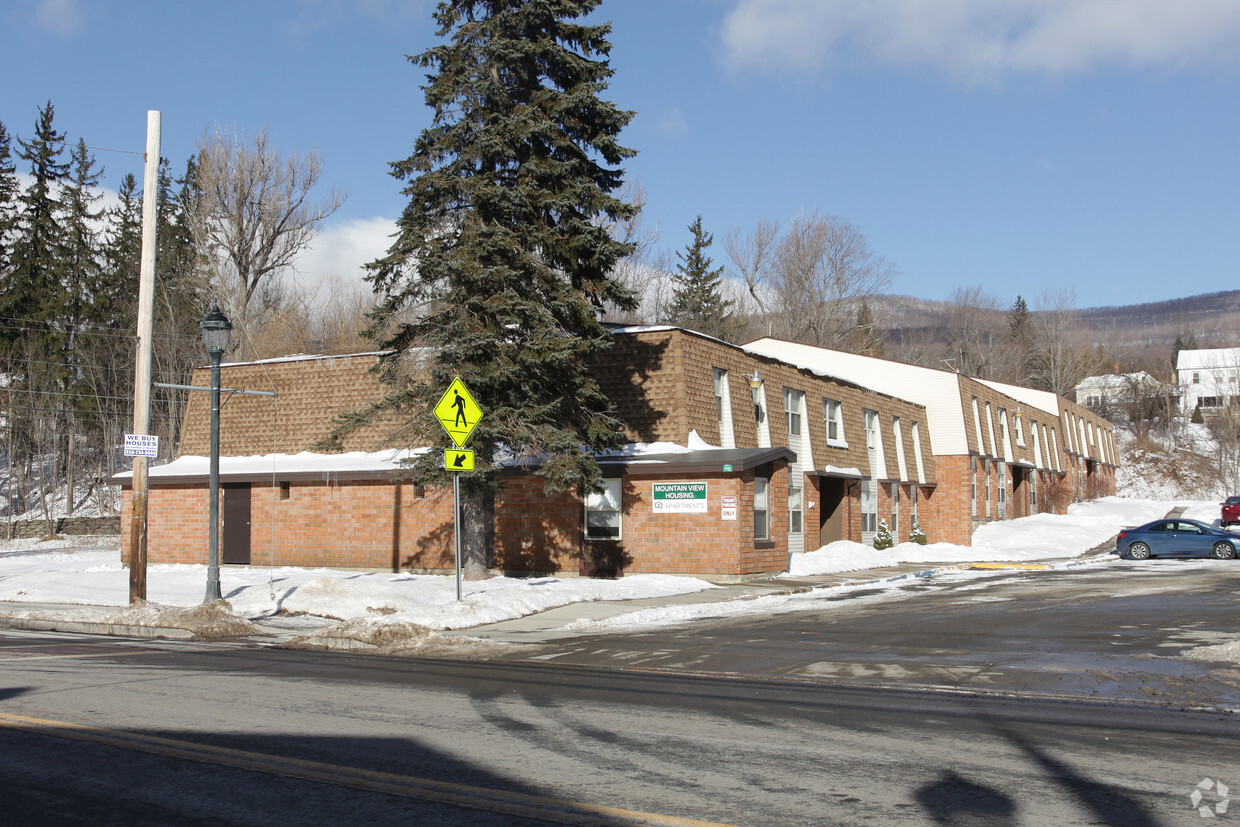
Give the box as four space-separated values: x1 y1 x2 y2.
819 479 846 546
222 483 251 565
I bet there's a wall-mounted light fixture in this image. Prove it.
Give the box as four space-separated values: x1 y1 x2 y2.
748 369 764 421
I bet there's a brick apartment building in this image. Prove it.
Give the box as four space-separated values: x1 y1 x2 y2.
117 327 1116 579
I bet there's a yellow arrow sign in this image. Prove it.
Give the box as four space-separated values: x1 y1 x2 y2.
445 449 475 472
433 377 483 447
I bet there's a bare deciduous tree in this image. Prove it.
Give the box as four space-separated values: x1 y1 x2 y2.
723 219 779 337
943 286 1003 378
187 125 345 342
770 212 895 348
1030 289 1101 397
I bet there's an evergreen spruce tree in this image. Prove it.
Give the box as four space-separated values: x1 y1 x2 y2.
364 0 639 506
873 519 894 550
0 121 18 279
909 518 926 545
100 173 142 328
667 215 732 339
1007 295 1036 385
61 139 105 349
852 301 884 357
3 102 71 370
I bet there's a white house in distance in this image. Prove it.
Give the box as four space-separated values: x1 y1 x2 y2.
1177 347 1240 414
1074 371 1160 411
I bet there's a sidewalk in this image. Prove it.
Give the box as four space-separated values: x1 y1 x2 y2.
0 558 1102 647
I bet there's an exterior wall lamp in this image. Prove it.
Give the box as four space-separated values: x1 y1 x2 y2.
748 369 764 422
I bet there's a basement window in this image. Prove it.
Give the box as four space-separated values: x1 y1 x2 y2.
279 481 290 501
585 479 622 540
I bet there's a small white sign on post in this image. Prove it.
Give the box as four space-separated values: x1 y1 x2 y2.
721 495 738 520
124 434 159 458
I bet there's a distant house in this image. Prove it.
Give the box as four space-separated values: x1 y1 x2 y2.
1074 371 1162 412
1176 348 1240 414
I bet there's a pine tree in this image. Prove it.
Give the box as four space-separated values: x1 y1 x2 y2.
909 518 926 545
2 102 71 368
61 139 105 346
365 0 639 503
667 215 732 340
873 519 894 550
0 121 18 278
1007 294 1036 385
852 301 884 357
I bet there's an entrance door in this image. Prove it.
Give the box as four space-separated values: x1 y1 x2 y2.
222 483 251 565
1011 467 1027 518
818 478 846 546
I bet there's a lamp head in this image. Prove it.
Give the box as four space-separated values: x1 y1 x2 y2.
201 304 232 356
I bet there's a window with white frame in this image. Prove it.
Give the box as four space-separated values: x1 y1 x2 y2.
893 417 908 480
784 387 803 439
972 398 984 454
788 482 803 535
984 460 992 519
911 421 926 484
890 482 899 537
1015 412 1025 446
996 461 1007 518
823 398 845 445
861 479 878 535
754 476 770 540
584 478 622 540
713 368 735 448
970 455 978 518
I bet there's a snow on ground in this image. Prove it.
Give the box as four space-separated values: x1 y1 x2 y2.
0 535 719 631
789 496 1176 576
0 496 1236 662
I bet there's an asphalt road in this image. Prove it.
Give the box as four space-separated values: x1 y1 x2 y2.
511 558 1240 710
3 554 1239 827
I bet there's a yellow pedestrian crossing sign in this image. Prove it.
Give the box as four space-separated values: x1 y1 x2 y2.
433 377 483 447
445 449 475 471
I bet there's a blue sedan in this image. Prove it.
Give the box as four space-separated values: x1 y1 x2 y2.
1116 519 1239 560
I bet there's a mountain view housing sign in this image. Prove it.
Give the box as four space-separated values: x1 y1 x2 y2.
651 482 708 514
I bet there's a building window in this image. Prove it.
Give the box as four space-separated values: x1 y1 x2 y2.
970 455 978 518
997 461 1007 518
861 479 878 535
890 482 899 538
1015 413 1025 446
789 482 803 535
893 416 908 480
279 481 291 500
911 422 926 484
585 478 622 540
754 476 770 540
823 398 844 444
784 387 803 439
713 368 734 448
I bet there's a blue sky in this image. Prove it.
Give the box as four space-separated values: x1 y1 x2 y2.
4 0 1240 310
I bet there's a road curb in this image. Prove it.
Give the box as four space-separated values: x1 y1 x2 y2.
0 616 196 640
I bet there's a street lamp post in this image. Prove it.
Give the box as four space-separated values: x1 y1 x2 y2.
201 305 232 603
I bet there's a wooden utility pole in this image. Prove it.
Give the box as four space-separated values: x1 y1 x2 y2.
129 110 160 604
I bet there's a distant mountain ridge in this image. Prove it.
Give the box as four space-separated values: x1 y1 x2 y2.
873 289 1240 350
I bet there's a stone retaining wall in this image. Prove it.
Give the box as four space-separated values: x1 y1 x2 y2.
4 516 121 540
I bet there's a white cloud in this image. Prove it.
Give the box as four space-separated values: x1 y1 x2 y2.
33 0 83 36
719 0 1240 81
291 216 395 294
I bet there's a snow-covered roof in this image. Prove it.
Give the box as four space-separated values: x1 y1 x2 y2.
1075 371 1157 391
976 378 1060 419
114 450 428 482
1177 347 1240 372
744 338 971 454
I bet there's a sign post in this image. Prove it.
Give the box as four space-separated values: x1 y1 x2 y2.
434 378 483 600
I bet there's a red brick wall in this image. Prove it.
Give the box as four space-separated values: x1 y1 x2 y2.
121 480 456 571
493 464 790 578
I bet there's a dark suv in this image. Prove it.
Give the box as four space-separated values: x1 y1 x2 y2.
1223 496 1240 527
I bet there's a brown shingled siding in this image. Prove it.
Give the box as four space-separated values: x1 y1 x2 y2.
178 354 415 457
